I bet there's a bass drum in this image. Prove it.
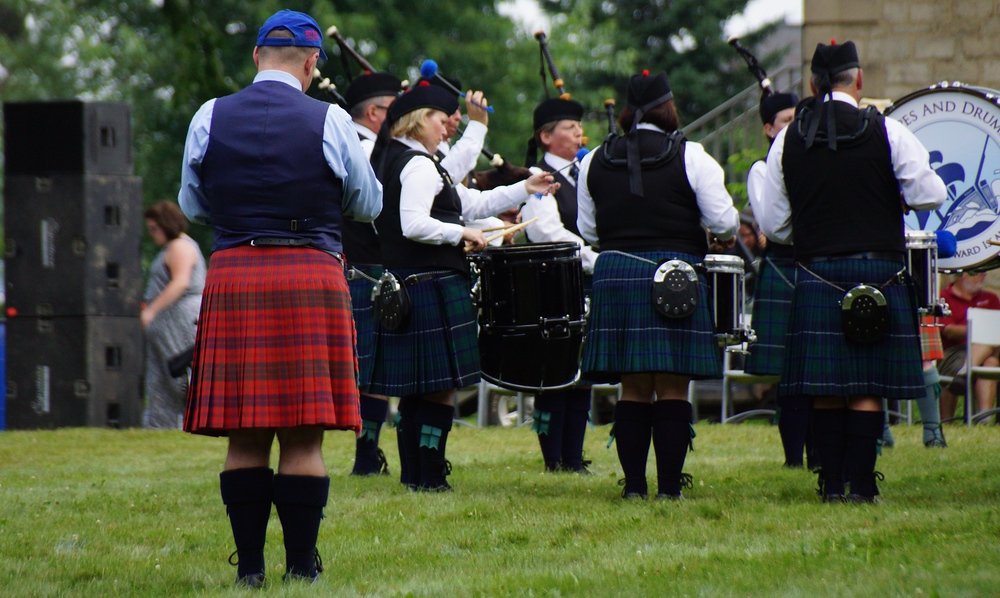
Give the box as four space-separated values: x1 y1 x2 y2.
884 82 1000 272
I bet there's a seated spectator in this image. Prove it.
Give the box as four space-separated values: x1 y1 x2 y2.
938 271 1000 420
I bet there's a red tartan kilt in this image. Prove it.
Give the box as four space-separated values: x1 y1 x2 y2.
184 246 361 435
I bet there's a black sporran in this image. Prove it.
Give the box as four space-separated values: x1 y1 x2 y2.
373 271 411 331
651 259 699 319
840 284 890 344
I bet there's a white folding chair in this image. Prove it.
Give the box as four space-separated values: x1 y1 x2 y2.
963 307 1000 425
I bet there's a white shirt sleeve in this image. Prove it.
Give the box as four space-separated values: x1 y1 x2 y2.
324 104 382 223
884 117 947 211
398 155 465 246
575 149 599 246
746 160 768 226
440 120 487 182
456 179 530 221
684 141 740 239
759 126 794 244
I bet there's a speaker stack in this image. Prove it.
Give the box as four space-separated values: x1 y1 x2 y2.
4 101 144 429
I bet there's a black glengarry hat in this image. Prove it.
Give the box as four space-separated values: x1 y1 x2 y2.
804 40 861 150
759 92 799 125
345 72 403 111
387 80 459 124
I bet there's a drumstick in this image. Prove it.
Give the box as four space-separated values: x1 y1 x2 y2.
479 216 538 233
988 239 1000 247
485 218 535 244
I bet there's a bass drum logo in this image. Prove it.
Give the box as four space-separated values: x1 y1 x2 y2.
885 83 1000 271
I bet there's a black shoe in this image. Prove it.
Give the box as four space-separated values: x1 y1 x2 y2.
822 494 847 504
229 551 266 588
924 427 948 448
656 472 693 500
816 471 845 503
282 549 323 583
560 459 593 475
618 478 647 500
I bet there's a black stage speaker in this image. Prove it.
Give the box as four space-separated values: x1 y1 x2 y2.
3 101 133 176
5 315 144 429
4 174 143 317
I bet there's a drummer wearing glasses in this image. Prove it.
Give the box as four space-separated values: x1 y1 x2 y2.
577 70 739 500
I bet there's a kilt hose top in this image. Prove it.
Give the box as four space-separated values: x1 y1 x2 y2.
184 246 362 435
581 250 723 384
779 256 923 401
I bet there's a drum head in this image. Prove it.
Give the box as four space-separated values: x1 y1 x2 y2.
885 83 1000 271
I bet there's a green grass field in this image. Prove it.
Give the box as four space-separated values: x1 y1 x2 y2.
1 421 998 597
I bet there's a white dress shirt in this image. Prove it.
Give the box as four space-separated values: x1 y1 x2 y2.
353 120 378 160
394 136 531 246
576 123 739 246
521 151 598 273
178 70 382 225
438 120 487 183
759 91 946 244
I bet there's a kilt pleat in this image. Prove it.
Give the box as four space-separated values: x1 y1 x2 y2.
581 250 722 384
744 255 796 375
184 247 361 435
780 258 923 399
368 269 480 396
348 264 383 391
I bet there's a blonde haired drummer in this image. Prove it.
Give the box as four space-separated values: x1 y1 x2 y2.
577 69 739 500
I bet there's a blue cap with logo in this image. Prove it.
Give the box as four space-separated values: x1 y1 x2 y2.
256 9 327 61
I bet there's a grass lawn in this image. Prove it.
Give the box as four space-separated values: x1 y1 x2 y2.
0 421 998 596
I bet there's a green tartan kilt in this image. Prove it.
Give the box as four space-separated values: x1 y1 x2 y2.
780 257 923 400
744 254 796 375
581 250 722 384
368 268 480 396
347 264 383 391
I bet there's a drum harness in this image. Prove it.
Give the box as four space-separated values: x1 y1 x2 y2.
795 260 907 345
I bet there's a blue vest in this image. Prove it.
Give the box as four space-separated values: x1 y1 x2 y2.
201 80 345 252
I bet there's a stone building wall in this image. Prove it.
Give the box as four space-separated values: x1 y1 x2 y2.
802 0 1000 100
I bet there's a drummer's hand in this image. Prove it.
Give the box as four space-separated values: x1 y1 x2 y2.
462 227 487 252
709 235 736 252
524 172 558 196
465 90 489 125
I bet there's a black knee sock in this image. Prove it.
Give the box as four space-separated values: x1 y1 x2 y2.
415 400 454 491
352 395 388 475
533 392 567 471
219 467 273 581
561 390 592 471
613 401 653 497
396 396 418 488
845 410 885 500
273 474 329 580
652 400 693 497
812 407 847 498
777 396 810 467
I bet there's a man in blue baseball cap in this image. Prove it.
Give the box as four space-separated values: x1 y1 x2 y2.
178 7 382 588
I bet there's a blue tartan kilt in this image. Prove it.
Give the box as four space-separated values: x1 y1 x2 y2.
367 268 480 396
581 250 722 384
348 264 383 391
780 258 923 400
744 255 796 375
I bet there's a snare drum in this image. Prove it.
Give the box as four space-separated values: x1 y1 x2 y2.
471 242 585 391
702 254 749 346
905 230 939 313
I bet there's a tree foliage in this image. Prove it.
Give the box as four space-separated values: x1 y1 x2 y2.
1 0 771 262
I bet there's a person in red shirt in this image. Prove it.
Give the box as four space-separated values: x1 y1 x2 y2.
938 272 1000 420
